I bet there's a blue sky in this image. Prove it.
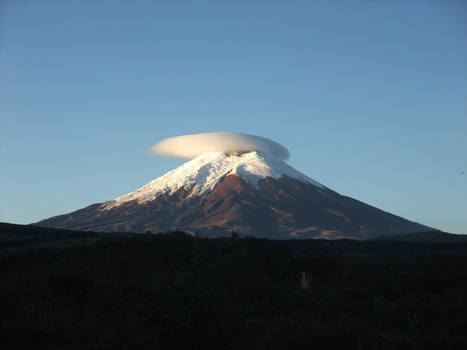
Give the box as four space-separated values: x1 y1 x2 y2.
1 0 466 233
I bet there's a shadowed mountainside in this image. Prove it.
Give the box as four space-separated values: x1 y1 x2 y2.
371 230 467 243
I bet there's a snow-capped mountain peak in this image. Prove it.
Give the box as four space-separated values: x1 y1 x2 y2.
37 133 431 239
102 151 323 210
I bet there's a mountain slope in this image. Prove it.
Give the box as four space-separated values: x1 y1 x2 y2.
370 230 467 243
37 151 430 239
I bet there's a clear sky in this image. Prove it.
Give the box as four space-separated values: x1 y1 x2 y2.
1 0 466 234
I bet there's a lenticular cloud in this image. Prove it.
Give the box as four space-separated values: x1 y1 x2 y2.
151 132 290 160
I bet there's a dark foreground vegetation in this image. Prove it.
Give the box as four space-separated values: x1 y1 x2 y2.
1 224 467 349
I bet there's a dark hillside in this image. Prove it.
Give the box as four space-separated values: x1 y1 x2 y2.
370 230 467 243
1 224 467 349
0 222 130 250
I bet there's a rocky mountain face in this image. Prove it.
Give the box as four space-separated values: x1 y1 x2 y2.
37 152 430 239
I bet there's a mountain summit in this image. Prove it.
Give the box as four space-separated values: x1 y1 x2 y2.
103 151 323 210
37 150 429 239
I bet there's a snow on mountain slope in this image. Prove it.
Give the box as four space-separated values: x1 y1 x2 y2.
102 151 324 210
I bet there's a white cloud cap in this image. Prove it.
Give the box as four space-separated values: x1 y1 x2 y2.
152 132 290 160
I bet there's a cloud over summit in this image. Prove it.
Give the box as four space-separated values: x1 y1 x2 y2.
151 132 290 160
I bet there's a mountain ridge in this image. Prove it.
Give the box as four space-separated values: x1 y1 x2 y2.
37 150 431 239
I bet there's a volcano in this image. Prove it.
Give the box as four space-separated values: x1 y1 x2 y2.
37 151 430 239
